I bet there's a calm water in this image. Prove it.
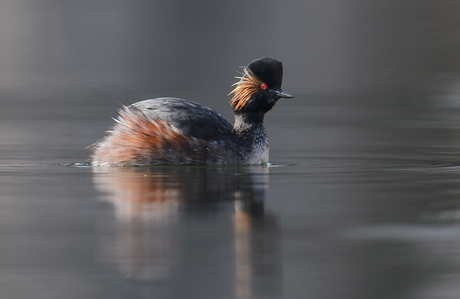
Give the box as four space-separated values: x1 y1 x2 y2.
3 1 460 299
2 91 460 299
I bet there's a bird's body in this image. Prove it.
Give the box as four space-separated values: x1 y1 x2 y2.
91 57 292 166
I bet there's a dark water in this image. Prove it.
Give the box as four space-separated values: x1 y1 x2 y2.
3 91 460 299
3 1 460 299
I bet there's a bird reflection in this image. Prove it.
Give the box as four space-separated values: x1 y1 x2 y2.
92 165 281 298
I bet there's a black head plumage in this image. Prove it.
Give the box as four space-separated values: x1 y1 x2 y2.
247 57 284 90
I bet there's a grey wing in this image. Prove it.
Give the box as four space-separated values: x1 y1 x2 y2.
130 97 234 140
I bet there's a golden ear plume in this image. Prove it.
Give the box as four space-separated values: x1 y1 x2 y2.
229 68 262 111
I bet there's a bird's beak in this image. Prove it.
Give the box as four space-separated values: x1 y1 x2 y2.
273 89 294 99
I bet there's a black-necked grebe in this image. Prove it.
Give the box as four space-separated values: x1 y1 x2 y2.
91 57 293 166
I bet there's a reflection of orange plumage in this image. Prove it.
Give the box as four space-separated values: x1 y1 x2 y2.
91 57 293 166
93 168 180 220
93 166 276 288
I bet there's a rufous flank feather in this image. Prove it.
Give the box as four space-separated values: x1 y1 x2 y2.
91 106 189 166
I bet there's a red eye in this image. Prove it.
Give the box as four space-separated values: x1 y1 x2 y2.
260 83 268 90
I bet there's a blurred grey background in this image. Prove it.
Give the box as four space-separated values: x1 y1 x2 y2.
1 1 460 100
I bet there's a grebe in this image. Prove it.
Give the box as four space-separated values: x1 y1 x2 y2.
91 57 293 166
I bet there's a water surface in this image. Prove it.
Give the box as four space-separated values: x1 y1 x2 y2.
2 91 460 299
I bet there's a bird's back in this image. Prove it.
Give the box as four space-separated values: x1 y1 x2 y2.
131 98 233 140
91 98 241 166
